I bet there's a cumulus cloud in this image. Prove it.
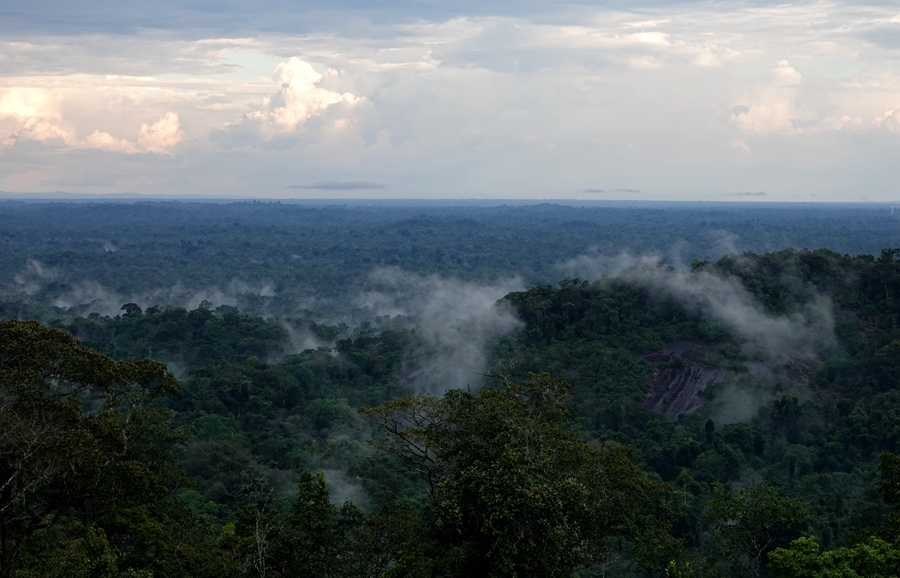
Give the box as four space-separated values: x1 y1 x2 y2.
16 117 80 146
85 130 141 153
0 87 182 155
771 59 803 87
0 88 77 147
0 88 62 124
356 268 524 393
137 112 183 153
877 108 900 133
222 57 361 139
732 60 808 134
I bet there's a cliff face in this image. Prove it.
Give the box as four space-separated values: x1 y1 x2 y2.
643 342 728 419
643 341 822 420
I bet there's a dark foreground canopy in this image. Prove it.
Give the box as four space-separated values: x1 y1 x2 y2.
0 320 183 578
362 373 678 577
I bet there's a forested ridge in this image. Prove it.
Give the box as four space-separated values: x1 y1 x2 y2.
6 203 900 576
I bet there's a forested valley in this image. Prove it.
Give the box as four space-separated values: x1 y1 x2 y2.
5 200 900 577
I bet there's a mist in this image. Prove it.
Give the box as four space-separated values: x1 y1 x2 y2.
9 259 58 296
560 252 835 360
4 259 529 399
279 320 323 357
4 260 280 318
560 251 839 425
355 267 524 393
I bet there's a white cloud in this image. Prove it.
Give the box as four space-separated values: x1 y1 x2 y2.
772 60 803 87
559 253 834 359
732 61 808 134
16 117 80 146
137 112 183 153
85 130 141 153
0 88 78 146
628 32 669 46
0 82 183 154
629 55 661 69
881 109 900 133
0 88 62 121
223 57 361 138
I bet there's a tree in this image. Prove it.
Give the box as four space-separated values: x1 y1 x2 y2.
268 470 344 578
768 536 900 578
875 450 900 541
0 320 182 578
362 373 678 578
340 490 431 578
230 471 279 578
703 483 808 577
266 471 430 578
766 451 900 578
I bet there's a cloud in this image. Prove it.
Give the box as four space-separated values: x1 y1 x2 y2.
0 89 76 147
137 112 183 153
0 88 62 124
15 117 80 146
629 55 662 69
279 321 323 357
0 86 183 154
85 130 141 154
288 181 385 190
878 108 900 133
732 60 808 135
2 3 900 199
221 57 361 139
709 229 740 256
356 268 524 393
1 170 48 189
771 59 803 87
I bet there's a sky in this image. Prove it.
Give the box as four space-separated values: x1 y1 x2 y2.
0 1 899 201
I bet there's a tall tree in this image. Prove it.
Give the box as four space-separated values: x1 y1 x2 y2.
363 373 678 578
703 483 808 577
0 320 182 578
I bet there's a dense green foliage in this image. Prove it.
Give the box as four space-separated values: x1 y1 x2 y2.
0 320 205 578
494 249 900 555
362 374 677 576
7 203 900 576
